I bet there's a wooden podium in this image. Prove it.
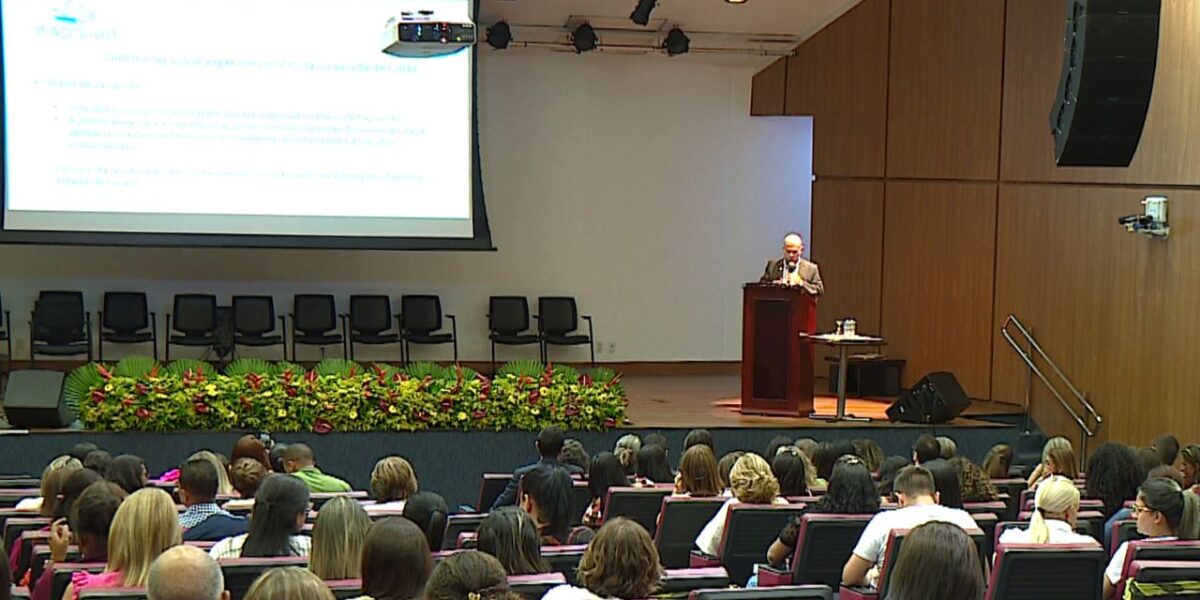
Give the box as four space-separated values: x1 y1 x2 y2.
740 283 817 416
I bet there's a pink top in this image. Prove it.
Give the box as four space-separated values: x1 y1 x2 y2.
71 570 125 598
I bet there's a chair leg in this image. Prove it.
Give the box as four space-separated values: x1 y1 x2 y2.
98 339 104 363
590 341 596 370
491 340 496 376
348 340 355 361
166 340 171 362
452 339 458 365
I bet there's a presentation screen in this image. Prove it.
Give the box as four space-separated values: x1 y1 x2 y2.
0 0 491 249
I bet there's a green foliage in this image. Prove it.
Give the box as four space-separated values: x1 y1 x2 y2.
113 356 158 379
404 361 453 381
314 358 361 378
592 367 625 397
453 364 479 381
549 363 580 384
271 361 304 376
63 363 105 413
371 363 402 379
166 359 215 379
224 358 272 377
497 359 545 379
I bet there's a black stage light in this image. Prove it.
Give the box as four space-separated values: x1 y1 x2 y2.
572 24 598 53
487 21 512 49
664 27 690 56
630 0 657 26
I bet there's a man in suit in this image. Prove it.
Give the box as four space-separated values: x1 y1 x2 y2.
760 232 824 297
491 425 584 510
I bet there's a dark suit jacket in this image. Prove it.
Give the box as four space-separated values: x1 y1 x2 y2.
183 513 248 542
490 457 584 510
760 257 824 296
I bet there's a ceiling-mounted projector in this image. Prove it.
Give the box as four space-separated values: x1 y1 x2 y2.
381 10 476 58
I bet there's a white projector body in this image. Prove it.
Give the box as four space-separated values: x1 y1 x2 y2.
381 11 476 58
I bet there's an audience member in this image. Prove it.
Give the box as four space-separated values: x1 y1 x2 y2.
402 491 449 551
768 455 879 567
981 444 1014 479
1181 444 1200 489
925 459 964 509
225 458 268 511
950 457 999 503
613 434 641 476
310 496 370 580
177 459 247 542
209 474 311 558
70 443 100 463
811 442 838 481
797 450 824 491
425 550 522 600
771 447 808 497
368 456 418 512
83 451 113 478
633 444 672 486
695 453 786 556
912 435 940 465
244 567 334 600
281 443 351 493
64 487 181 599
683 429 715 454
518 465 573 545
583 452 628 527
765 436 793 461
832 439 857 462
189 451 234 496
1103 464 1187 552
1153 434 1181 467
853 439 883 474
1087 443 1145 520
358 517 433 600
674 445 723 498
477 507 551 575
106 455 148 494
841 465 976 587
1136 447 1163 479
147 545 229 600
268 443 289 474
998 475 1092 545
230 435 272 471
544 518 663 600
492 426 582 509
16 456 82 513
716 451 744 492
1104 477 1200 599
643 433 669 459
53 468 105 521
1027 437 1079 489
794 438 818 459
39 462 84 518
33 482 125 600
877 456 911 501
558 439 589 472
936 436 957 460
886 521 984 600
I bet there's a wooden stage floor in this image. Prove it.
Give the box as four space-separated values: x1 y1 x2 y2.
620 374 1022 429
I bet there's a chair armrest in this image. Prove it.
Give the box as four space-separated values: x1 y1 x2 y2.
756 565 792 587
166 313 173 333
689 550 721 568
838 585 878 600
447 314 457 336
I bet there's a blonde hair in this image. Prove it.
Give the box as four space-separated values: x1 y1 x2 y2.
245 566 335 600
614 435 641 473
1026 476 1080 544
309 496 371 580
370 456 418 502
189 451 234 496
1042 437 1079 480
107 487 182 587
798 451 822 489
729 453 780 504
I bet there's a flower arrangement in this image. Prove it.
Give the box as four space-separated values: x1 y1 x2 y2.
66 357 627 433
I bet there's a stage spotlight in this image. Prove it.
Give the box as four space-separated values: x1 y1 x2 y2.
663 28 690 56
630 0 657 26
572 24 598 53
486 21 511 49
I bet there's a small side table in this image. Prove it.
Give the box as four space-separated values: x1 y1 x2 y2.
803 333 885 422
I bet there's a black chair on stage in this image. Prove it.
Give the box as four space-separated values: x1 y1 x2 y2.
0 294 12 374
290 294 345 359
488 296 540 373
537 296 594 367
167 294 218 360
98 292 157 361
29 291 92 362
343 295 400 361
232 296 287 361
399 295 457 364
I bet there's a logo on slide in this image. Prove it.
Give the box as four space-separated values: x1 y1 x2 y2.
51 0 94 24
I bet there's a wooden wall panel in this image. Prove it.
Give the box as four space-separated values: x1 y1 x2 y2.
1001 0 1200 185
886 0 1005 180
992 183 1200 447
786 0 890 178
881 181 997 398
810 180 885 365
750 57 788 116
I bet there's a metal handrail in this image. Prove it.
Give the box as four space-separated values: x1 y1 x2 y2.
1001 315 1102 467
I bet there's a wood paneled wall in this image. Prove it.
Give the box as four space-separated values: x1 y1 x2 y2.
750 0 1200 446
751 58 787 116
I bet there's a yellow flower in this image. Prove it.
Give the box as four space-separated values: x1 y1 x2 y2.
388 405 399 414
349 410 358 419
457 412 468 421
277 409 287 418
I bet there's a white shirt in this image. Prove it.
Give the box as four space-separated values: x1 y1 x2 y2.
694 497 790 556
14 497 42 512
208 533 311 559
851 503 978 566
365 500 407 513
1107 536 1176 584
998 519 1095 546
542 585 615 600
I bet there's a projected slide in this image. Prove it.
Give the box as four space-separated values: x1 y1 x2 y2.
1 0 475 239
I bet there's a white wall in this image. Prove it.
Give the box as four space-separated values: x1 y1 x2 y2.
0 50 812 363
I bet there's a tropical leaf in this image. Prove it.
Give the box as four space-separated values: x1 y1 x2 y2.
165 359 215 378
372 363 402 379
404 361 453 381
113 356 158 379
592 367 625 397
63 363 104 412
497 359 545 379
314 358 362 378
225 358 272 377
271 361 304 376
451 364 479 381
549 363 580 383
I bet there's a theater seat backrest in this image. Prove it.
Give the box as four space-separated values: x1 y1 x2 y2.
789 514 872 588
219 556 310 600
984 542 1105 600
1130 559 1200 584
658 567 730 594
602 487 671 536
1117 540 1200 599
716 504 806 585
655 496 726 569
688 584 834 599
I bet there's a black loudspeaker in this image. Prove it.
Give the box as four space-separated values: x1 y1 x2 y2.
886 372 971 425
3 370 73 428
1049 0 1161 167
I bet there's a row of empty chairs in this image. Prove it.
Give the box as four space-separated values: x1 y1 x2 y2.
1 291 596 370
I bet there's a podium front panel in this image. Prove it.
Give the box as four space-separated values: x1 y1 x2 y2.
740 284 815 417
752 298 790 400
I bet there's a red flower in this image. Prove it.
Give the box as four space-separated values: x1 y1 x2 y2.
195 402 210 414
580 373 593 387
565 405 580 417
305 370 317 383
528 390 541 405
97 365 113 380
472 409 486 420
91 390 106 403
416 410 431 422
440 400 453 412
285 386 298 398
135 383 150 396
313 419 333 434
121 398 134 407
240 397 252 411
603 417 617 428
136 408 151 419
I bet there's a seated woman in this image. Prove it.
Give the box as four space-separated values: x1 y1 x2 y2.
674 445 723 498
613 435 641 476
231 434 272 471
1181 444 1200 491
543 518 664 600
998 475 1093 545
402 491 449 551
771 447 809 498
309 496 370 581
695 453 787 557
520 465 575 546
981 444 1014 479
425 550 523 600
477 507 551 575
15 456 82 513
1027 437 1079 489
582 452 627 527
63 487 181 599
950 457 1000 503
105 455 148 495
1104 477 1200 599
767 455 880 567
33 482 125 600
245 567 335 600
209 473 311 558
368 456 419 513
633 445 672 487
357 517 433 600
886 521 984 600
224 457 267 511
